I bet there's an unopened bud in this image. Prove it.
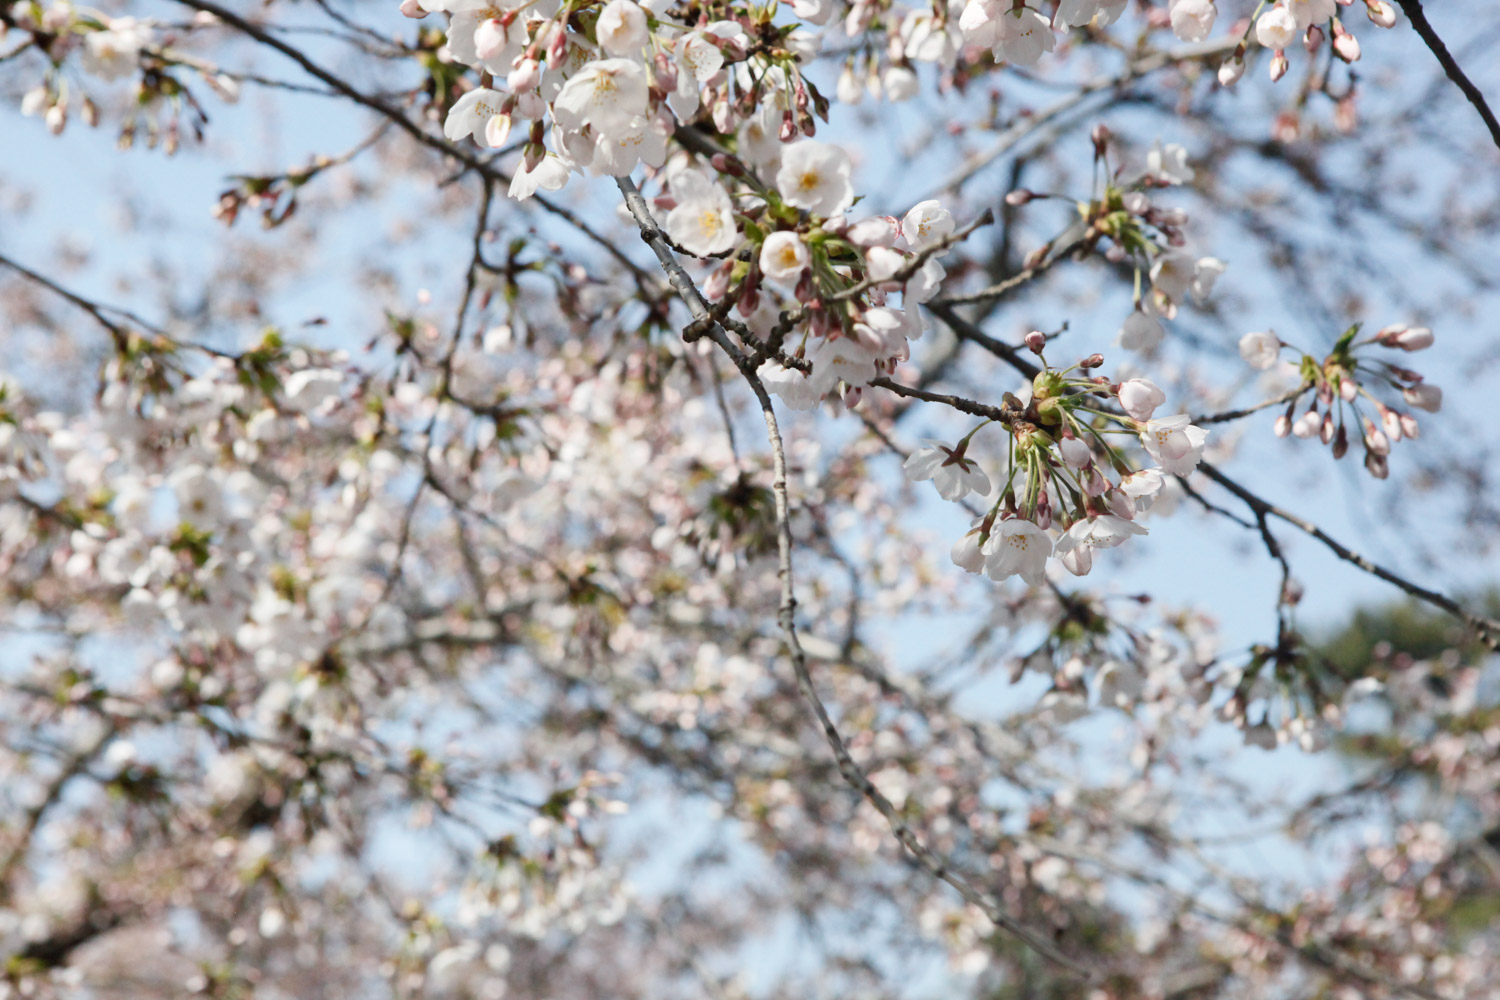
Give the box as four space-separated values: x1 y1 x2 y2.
399 0 425 17
704 263 732 301
1320 412 1335 445
1332 423 1349 459
1004 189 1034 206
1338 374 1359 402
1025 331 1047 355
1333 26 1361 63
1090 123 1111 155
1378 324 1434 351
1081 353 1104 369
1365 0 1396 29
1305 25 1324 51
1364 449 1389 479
45 102 66 135
1273 414 1292 438
1380 405 1402 443
81 96 99 128
508 57 540 92
1218 56 1245 87
841 383 862 408
1399 413 1420 439
483 113 512 148
1269 52 1290 83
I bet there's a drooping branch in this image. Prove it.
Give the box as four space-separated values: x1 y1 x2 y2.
1396 0 1500 153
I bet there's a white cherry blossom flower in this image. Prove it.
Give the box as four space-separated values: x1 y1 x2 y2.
776 141 855 217
552 58 650 138
981 518 1052 586
1239 330 1281 369
760 232 810 282
996 7 1056 67
1286 0 1336 30
596 0 649 56
951 526 986 573
1168 0 1217 43
1118 379 1166 421
443 88 510 146
758 359 822 410
1120 468 1167 510
1256 6 1298 50
900 200 955 251
80 18 153 82
1140 415 1209 475
666 171 738 257
1054 0 1102 30
1146 141 1195 185
508 154 571 200
903 442 991 501
806 335 878 393
1117 309 1165 354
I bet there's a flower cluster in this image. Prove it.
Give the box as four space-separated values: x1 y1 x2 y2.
1009 133 1224 357
1240 321 1440 479
1184 0 1399 86
418 0 831 201
904 345 1209 583
956 1 1125 67
733 192 957 411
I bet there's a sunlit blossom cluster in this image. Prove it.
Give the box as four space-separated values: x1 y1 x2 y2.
904 346 1208 584
1240 321 1441 479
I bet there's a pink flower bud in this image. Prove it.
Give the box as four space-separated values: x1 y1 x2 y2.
1058 436 1091 470
1333 28 1361 63
1395 326 1433 350
1402 383 1442 412
475 18 507 60
1332 424 1349 459
841 383 862 408
1362 418 1389 456
704 262 732 301
1338 375 1358 402
400 0 425 17
1364 450 1389 479
1083 466 1108 497
1107 489 1135 520
1269 52 1290 83
1025 331 1047 355
1305 26 1324 51
1293 409 1320 438
1273 414 1292 438
1005 189 1034 206
1320 412 1335 445
508 58 541 92
1365 0 1396 28
1091 123 1111 154
1380 406 1402 442
1218 57 1245 87
1399 413 1420 439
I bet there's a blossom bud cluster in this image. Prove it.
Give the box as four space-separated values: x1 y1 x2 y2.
1019 138 1225 357
749 196 957 411
904 351 1210 584
1200 0 1398 87
1240 322 1440 479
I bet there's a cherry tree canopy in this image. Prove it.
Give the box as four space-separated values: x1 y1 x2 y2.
2 0 1499 997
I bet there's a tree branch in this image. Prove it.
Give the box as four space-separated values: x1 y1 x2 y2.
1396 0 1500 153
